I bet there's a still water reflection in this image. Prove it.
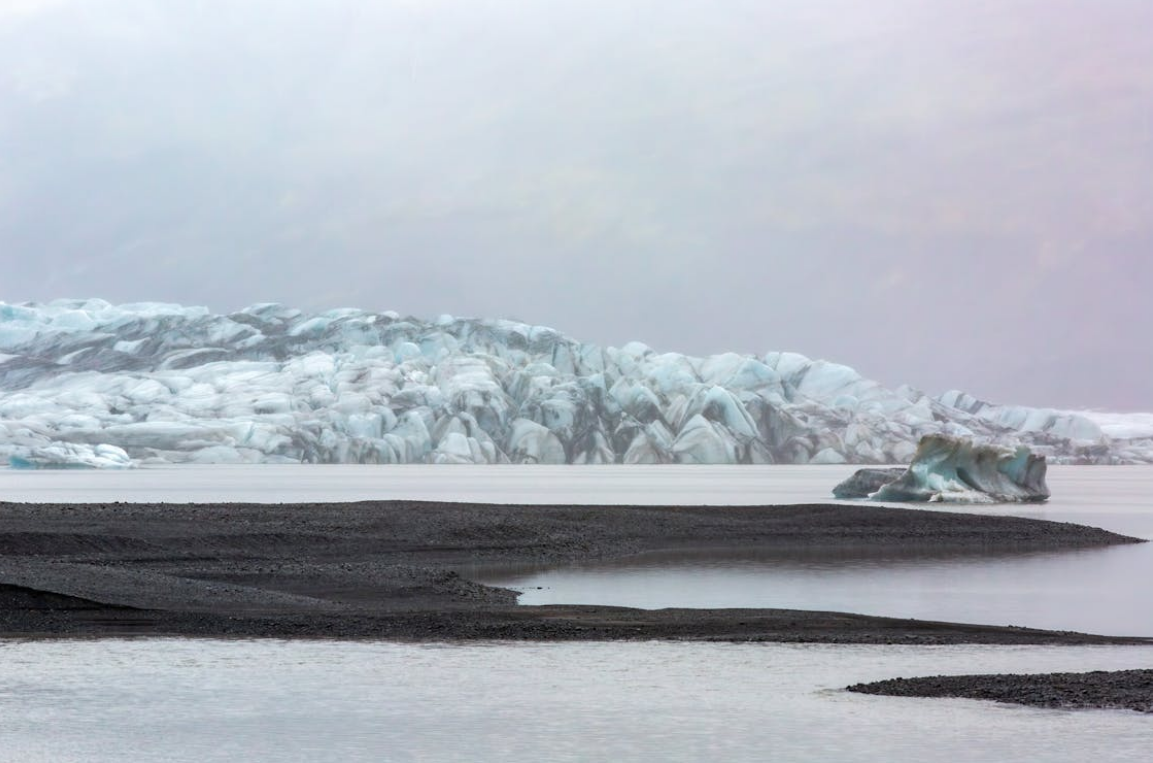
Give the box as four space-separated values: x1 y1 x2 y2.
478 542 1153 636
473 466 1153 637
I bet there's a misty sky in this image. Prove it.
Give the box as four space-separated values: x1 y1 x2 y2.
1 0 1150 410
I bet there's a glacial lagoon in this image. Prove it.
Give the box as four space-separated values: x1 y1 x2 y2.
1 464 1151 761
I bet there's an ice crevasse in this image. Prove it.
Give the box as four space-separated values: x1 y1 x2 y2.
0 299 1149 468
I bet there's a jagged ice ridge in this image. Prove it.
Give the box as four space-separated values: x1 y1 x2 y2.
0 300 1149 468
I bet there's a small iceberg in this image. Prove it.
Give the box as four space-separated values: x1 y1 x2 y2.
833 435 1050 504
9 443 135 469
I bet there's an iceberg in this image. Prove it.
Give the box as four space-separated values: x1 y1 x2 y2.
0 299 1150 467
834 436 1050 503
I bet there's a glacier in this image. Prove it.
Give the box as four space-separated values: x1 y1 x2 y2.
0 299 1150 468
833 436 1050 503
8 442 133 470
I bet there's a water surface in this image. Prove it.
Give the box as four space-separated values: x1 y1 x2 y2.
479 541 1153 636
0 463 860 505
2 639 1152 763
461 465 1153 636
2 465 1152 761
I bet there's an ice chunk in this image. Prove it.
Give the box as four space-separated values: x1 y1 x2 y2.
671 415 739 464
394 342 422 363
809 447 847 465
505 418 566 464
870 435 1050 503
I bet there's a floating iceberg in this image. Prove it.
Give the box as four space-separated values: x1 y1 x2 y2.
834 436 1051 503
0 299 1149 466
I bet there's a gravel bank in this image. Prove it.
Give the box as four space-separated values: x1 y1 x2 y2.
0 500 1145 643
847 669 1153 713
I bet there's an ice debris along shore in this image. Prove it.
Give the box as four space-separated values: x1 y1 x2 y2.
833 435 1051 503
0 300 1150 468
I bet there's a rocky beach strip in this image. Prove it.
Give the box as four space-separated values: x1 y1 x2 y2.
0 500 1148 645
847 669 1153 713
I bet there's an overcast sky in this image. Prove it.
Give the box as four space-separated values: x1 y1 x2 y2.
1 0 1150 410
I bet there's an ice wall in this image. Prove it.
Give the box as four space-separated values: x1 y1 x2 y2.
0 299 1147 467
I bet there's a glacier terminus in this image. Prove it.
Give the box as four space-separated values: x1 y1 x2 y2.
0 300 1150 468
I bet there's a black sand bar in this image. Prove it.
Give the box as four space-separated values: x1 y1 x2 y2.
0 500 1146 644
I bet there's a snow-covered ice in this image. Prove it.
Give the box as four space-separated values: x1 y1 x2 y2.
0 299 1149 467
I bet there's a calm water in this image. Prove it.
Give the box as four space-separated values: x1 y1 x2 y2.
2 639 1152 763
480 542 1153 636
465 466 1153 637
2 464 1151 761
0 463 861 505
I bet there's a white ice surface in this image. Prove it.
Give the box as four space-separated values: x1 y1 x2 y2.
1074 411 1153 441
0 300 1150 466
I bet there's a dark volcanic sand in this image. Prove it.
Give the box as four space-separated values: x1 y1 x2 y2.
0 500 1147 644
847 669 1153 713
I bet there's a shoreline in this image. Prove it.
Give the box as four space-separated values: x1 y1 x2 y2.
0 500 1147 644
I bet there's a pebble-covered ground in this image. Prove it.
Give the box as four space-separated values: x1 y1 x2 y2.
847 669 1153 713
0 500 1146 645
